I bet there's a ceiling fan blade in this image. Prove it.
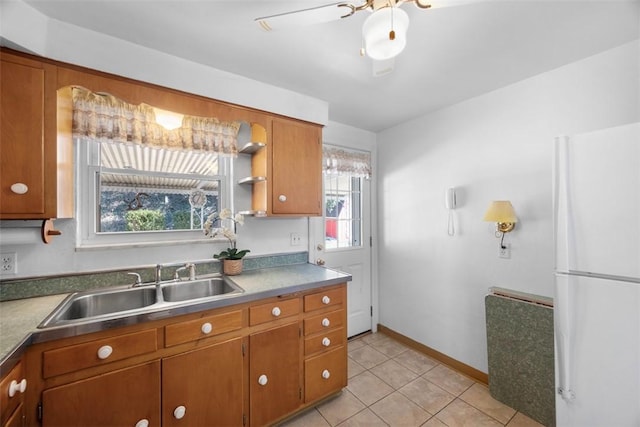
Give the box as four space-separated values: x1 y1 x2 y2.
410 0 487 9
372 58 395 77
256 2 352 32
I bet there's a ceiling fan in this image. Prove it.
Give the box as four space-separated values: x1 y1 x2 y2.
255 0 480 76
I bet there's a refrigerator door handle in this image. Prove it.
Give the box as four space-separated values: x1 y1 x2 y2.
554 136 576 274
555 273 576 402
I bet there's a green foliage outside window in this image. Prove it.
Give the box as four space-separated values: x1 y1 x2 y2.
125 209 166 231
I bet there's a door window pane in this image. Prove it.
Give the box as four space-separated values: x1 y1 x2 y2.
324 175 362 249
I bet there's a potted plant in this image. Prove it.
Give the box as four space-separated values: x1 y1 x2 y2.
204 209 250 275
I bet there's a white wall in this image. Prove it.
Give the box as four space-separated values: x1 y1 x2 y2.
376 40 639 373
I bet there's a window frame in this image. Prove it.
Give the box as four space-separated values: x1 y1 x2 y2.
75 138 232 249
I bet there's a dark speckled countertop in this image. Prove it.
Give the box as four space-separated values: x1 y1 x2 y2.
0 263 351 373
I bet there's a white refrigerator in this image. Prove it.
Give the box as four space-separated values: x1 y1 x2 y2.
553 122 640 427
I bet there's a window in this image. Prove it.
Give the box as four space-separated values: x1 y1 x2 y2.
324 175 362 249
71 86 239 248
322 145 371 250
77 138 230 248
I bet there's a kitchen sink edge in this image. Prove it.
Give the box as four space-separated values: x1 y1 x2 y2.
0 263 352 373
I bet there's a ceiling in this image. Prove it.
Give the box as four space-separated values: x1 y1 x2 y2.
21 0 640 132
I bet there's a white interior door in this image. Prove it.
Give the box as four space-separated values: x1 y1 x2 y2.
311 173 372 337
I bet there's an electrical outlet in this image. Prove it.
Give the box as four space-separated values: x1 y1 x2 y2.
499 244 511 259
290 232 301 246
1 252 17 274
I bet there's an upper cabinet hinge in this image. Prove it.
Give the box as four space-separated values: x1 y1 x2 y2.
370 236 373 247
242 342 246 357
370 306 373 317
299 387 303 400
37 402 43 421
243 414 247 426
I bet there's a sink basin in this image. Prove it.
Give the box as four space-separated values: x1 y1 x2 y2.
40 287 157 327
38 276 244 329
161 277 243 302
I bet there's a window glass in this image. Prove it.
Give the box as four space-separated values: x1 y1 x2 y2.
324 175 362 249
76 138 229 248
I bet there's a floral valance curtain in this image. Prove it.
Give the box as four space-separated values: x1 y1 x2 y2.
72 87 240 156
322 145 372 179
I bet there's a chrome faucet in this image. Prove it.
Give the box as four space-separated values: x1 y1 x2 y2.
127 272 143 287
174 263 196 281
155 264 163 284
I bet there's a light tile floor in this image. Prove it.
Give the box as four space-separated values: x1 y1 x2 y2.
280 332 545 427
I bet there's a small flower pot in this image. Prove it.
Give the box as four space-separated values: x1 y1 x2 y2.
223 259 243 276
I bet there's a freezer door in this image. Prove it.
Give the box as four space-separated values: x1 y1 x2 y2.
554 123 640 278
555 273 640 427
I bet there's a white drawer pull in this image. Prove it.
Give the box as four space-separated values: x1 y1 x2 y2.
135 419 149 427
10 183 28 194
321 318 330 327
258 374 268 386
271 307 281 317
97 345 113 360
322 337 331 347
321 295 331 305
322 369 331 380
8 379 26 397
173 405 186 419
278 194 287 202
201 322 213 334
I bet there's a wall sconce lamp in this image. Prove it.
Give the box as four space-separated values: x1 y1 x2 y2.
483 201 517 249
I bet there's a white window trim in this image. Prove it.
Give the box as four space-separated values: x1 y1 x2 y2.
75 138 232 250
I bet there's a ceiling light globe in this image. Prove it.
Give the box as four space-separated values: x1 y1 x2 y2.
362 7 409 61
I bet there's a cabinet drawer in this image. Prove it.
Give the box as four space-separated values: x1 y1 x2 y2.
249 298 300 326
303 287 344 312
43 329 157 378
304 310 344 336
304 346 347 403
304 328 345 356
0 362 24 425
165 310 243 347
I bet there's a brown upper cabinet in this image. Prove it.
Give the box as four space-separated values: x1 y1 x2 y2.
1 48 323 221
244 119 322 217
0 52 73 219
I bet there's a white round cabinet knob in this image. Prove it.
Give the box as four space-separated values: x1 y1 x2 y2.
321 295 331 305
271 307 281 317
97 345 113 360
322 337 331 347
322 369 331 380
258 374 268 386
201 322 213 334
173 405 186 419
278 195 287 202
321 318 330 327
10 183 28 195
8 379 26 397
135 419 149 427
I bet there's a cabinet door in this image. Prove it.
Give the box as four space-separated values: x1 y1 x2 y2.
42 361 160 427
249 322 301 426
271 119 322 215
162 338 244 427
0 58 46 215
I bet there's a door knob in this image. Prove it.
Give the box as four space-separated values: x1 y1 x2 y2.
316 258 325 266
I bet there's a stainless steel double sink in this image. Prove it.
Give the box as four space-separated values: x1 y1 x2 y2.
39 276 243 328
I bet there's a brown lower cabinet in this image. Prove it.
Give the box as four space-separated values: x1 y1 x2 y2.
42 361 161 427
24 283 347 427
249 322 301 426
162 338 244 427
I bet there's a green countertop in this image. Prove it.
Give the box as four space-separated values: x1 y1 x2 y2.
0 263 351 373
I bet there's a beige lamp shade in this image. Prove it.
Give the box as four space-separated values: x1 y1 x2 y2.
483 201 517 232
